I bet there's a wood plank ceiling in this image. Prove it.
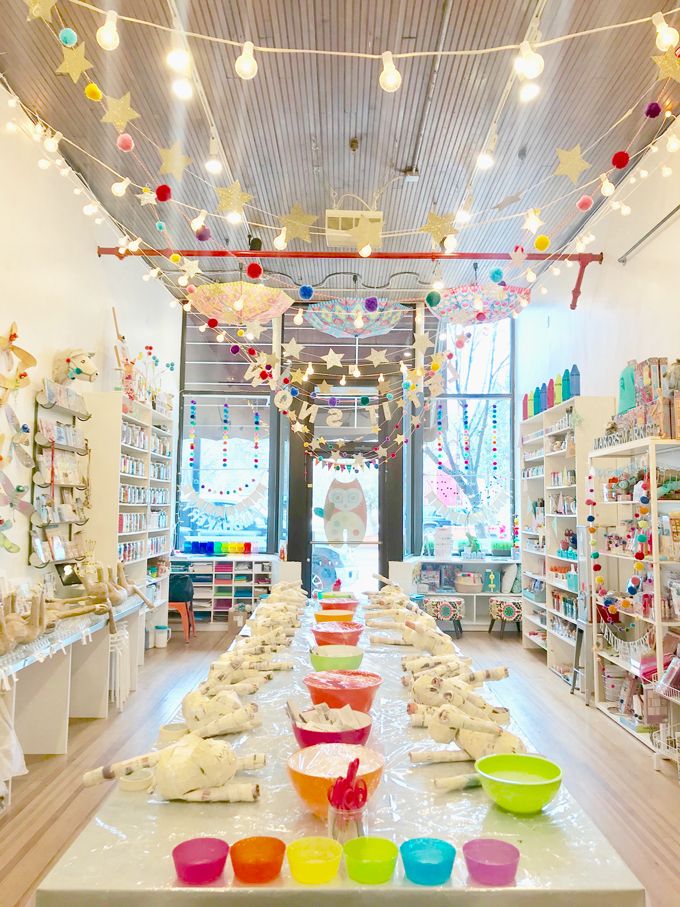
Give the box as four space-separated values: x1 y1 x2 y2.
3 0 679 301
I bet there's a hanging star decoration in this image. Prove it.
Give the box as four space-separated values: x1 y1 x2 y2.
352 453 366 470
159 141 192 181
216 181 252 217
522 208 543 234
349 215 382 252
494 193 522 211
102 93 140 131
282 338 305 359
321 349 344 369
419 210 455 245
244 321 264 340
653 49 680 83
554 145 590 184
316 380 332 395
368 348 389 367
55 44 93 83
181 259 202 279
290 367 307 384
25 0 57 22
413 332 434 355
136 188 157 207
278 204 318 243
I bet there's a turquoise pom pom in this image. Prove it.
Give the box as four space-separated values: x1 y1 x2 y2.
59 27 78 47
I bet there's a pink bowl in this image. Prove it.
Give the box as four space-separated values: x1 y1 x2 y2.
172 837 229 885
319 598 359 612
312 621 364 647
291 711 372 748
303 670 383 713
462 838 520 886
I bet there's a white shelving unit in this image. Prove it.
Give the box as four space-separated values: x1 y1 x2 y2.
519 395 613 690
86 393 176 630
588 438 680 767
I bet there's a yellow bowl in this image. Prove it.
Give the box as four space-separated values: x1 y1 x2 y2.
286 836 343 884
314 609 354 623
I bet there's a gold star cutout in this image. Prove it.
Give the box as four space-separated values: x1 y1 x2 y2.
181 259 201 279
368 348 389 367
136 189 157 207
316 380 332 395
290 368 306 383
349 215 382 251
159 141 191 181
413 332 434 355
102 93 140 131
522 208 543 234
554 145 590 184
278 203 318 243
244 321 263 340
394 433 405 446
56 44 93 84
376 445 387 458
25 0 57 22
321 349 344 369
419 210 455 245
653 49 680 83
282 338 305 359
352 454 365 470
216 181 252 216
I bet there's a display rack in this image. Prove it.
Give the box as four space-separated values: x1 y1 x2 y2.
588 438 680 769
29 378 91 569
86 392 176 626
518 395 613 691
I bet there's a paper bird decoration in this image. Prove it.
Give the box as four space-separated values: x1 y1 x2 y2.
420 210 455 245
0 472 33 520
216 181 252 216
554 145 590 183
56 44 93 83
278 204 318 243
3 406 33 468
159 141 192 181
101 93 140 131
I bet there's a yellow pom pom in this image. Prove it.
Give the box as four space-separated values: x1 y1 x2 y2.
237 329 245 337
638 520 648 528
607 604 618 615
431 362 440 372
84 82 103 102
169 253 181 264
633 561 644 572
620 599 632 609
534 234 550 252
595 576 605 584
639 505 649 514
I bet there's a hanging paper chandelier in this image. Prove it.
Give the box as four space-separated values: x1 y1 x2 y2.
304 298 409 338
426 283 530 326
190 281 294 324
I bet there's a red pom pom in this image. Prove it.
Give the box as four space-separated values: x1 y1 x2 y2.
247 347 256 356
592 563 602 572
282 376 290 384
246 262 263 280
577 194 593 212
259 370 269 380
207 318 218 328
634 551 644 560
611 150 629 169
116 133 134 152
155 183 172 202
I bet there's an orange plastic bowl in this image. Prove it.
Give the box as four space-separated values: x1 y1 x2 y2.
230 836 286 884
303 670 383 713
319 598 359 613
314 609 354 623
312 621 364 647
287 743 385 818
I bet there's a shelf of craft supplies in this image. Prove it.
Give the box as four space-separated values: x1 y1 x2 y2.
35 389 90 421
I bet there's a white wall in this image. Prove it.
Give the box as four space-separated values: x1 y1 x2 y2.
516 116 680 406
0 87 181 579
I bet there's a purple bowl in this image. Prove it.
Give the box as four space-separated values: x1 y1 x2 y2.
462 838 519 886
172 837 229 885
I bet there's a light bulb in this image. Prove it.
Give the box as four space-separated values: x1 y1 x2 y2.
339 375 347 386
235 41 258 79
379 51 402 92
432 278 445 291
662 164 673 177
216 332 226 343
455 207 472 225
358 243 372 258
307 364 314 375
5 120 17 134
525 268 536 283
117 246 127 255
96 10 119 51
227 210 242 225
7 96 18 109
629 176 637 184
353 365 361 378
111 177 130 197
199 324 207 333
550 266 560 276
520 296 530 308
73 187 82 196
205 156 222 174
59 167 69 177
94 216 103 224
443 233 457 252
514 42 544 80
183 301 191 312
620 204 631 216
652 12 679 51
43 131 62 153
378 373 384 383
293 310 304 326
540 286 548 295
600 174 615 197
178 275 189 287
128 238 141 252
172 77 193 100
166 48 190 74
399 361 407 374
354 313 364 329
191 210 207 231
667 133 680 153
476 151 494 170
565 260 574 268
639 168 649 179
37 158 50 170
234 296 244 312
273 228 288 250
519 81 540 103
82 203 98 216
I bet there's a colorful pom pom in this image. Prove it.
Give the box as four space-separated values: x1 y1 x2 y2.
291 388 299 397
84 82 103 102
299 285 313 300
576 194 593 212
207 318 218 328
645 101 662 118
246 262 263 279
611 150 630 169
490 267 504 283
169 253 181 264
426 290 441 307
59 27 78 47
116 133 134 152
360 395 370 406
534 234 550 252
364 296 379 313
195 225 212 242
187 284 196 294
155 221 166 231
155 183 172 202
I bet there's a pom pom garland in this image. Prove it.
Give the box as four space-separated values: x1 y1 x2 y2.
645 101 662 118
611 150 630 169
84 82 103 101
116 133 134 152
246 262 263 279
299 285 314 300
490 267 503 283
364 296 379 312
155 184 172 202
534 234 550 252
59 28 78 47
577 194 593 211
425 290 441 307
195 225 212 242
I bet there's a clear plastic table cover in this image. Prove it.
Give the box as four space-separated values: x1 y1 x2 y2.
37 606 644 906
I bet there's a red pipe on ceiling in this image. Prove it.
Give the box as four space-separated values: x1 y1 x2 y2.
97 248 603 309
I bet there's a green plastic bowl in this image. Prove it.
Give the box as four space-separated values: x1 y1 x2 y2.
310 645 364 671
475 753 562 814
343 837 398 884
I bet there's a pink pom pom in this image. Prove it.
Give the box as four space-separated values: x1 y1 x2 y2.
116 133 134 152
187 284 196 294
577 194 593 212
455 338 465 349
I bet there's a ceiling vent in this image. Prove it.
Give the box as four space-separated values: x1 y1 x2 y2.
324 209 383 248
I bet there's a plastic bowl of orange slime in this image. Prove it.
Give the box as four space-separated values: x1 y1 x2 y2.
230 836 286 884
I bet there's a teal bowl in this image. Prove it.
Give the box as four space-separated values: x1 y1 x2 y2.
309 645 364 671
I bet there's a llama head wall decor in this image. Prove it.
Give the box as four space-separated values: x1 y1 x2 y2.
53 350 98 384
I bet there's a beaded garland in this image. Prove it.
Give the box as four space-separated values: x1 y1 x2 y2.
462 400 470 471
188 399 197 466
222 402 230 467
436 402 444 470
491 402 498 475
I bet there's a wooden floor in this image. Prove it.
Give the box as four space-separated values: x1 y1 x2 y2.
2 629 678 907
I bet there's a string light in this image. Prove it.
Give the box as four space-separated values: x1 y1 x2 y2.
455 206 472 226
273 227 288 250
476 130 497 171
235 41 258 79
514 42 544 80
339 375 347 386
540 286 548 295
190 210 207 231
178 275 189 286
666 133 680 153
378 373 384 383
198 324 207 333
652 12 679 51
226 210 243 224
111 177 131 197
183 301 191 312
599 173 615 196
166 48 191 74
7 96 18 109
620 204 631 216
358 244 372 257
43 131 62 153
662 164 673 177
82 202 98 216
293 309 304 326
519 82 540 103
143 267 161 282
204 134 222 174
379 51 402 92
550 265 561 275
639 168 649 178
5 120 17 134
443 233 457 252
525 268 537 283
128 237 141 252
96 10 120 51
353 364 361 378
172 78 193 100
216 332 226 343
37 158 50 170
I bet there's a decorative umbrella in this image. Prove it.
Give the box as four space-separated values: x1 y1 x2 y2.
305 298 409 338
191 282 294 324
426 283 530 325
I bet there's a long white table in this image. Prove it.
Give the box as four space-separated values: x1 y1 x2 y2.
37 605 645 905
